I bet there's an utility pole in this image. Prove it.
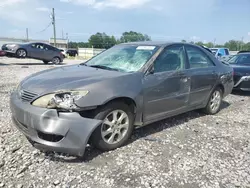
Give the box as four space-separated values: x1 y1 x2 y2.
213 38 216 47
62 29 64 39
26 28 29 41
66 32 68 49
51 8 56 47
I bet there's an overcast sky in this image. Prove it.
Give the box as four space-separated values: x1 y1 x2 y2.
0 0 250 44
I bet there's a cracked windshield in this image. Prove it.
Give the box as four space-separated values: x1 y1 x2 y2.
85 45 159 72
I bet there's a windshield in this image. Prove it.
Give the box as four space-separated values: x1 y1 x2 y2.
228 54 250 65
84 45 159 72
228 55 238 64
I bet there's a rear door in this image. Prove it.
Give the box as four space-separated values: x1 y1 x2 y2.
44 44 56 61
184 44 217 106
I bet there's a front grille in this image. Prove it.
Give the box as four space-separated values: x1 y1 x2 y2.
21 90 38 102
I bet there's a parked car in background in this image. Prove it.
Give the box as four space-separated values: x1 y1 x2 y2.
2 42 64 64
10 42 234 157
238 50 250 54
228 53 250 91
210 48 230 59
0 50 6 57
66 49 78 57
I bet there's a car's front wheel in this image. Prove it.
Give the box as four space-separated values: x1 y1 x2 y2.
90 102 134 151
16 49 27 58
203 87 222 115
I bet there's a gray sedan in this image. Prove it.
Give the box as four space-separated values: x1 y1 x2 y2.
10 42 234 157
2 42 64 64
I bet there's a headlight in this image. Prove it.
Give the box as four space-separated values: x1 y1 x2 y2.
7 44 16 48
32 90 89 110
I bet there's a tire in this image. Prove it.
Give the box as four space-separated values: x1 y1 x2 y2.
52 57 61 65
203 87 222 115
90 102 134 151
16 49 27 58
43 60 49 64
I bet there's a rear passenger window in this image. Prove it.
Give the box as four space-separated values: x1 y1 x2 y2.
185 45 215 69
44 45 53 51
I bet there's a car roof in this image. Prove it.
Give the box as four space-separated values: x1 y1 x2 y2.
237 52 250 55
119 41 200 47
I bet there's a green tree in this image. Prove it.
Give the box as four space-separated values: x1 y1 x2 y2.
68 42 78 48
224 40 238 51
242 42 250 50
88 32 117 49
206 42 214 48
120 31 151 43
195 41 204 46
181 40 186 43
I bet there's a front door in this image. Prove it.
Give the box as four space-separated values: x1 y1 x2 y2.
143 44 191 122
29 43 45 59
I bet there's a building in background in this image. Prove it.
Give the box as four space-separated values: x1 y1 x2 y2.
49 38 68 49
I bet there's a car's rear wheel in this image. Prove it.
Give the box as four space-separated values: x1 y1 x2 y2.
52 57 61 65
203 87 222 115
43 60 49 64
16 49 27 58
90 102 134 151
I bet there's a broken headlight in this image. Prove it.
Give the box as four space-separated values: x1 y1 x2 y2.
32 90 89 110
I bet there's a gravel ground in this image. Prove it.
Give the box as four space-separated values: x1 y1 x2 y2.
1 57 250 188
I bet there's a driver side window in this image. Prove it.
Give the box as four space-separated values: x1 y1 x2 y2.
154 45 185 73
31 43 44 49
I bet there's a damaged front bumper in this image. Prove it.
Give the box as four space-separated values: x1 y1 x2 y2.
10 92 102 157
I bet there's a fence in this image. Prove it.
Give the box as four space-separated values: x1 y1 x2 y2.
78 48 105 59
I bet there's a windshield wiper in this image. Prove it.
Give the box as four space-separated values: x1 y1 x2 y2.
89 65 120 71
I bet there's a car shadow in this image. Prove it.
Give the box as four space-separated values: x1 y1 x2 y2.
231 90 250 96
0 63 9 66
46 100 230 163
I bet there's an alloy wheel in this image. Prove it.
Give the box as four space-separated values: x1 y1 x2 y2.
17 49 26 57
210 90 221 113
101 110 129 145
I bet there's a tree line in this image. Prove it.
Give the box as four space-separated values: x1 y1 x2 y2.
68 31 250 51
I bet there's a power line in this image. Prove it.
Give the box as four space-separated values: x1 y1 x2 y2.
35 22 52 34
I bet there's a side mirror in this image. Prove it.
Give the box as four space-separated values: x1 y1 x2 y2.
217 53 222 57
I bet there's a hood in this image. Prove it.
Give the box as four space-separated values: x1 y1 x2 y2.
230 64 250 76
21 65 128 94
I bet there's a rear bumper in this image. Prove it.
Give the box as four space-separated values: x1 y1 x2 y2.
10 92 102 156
233 76 250 91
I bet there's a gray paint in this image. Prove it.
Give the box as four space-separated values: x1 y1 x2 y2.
10 42 234 156
2 42 64 62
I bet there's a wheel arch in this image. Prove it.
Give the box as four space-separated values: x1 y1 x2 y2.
216 84 225 95
101 96 137 114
